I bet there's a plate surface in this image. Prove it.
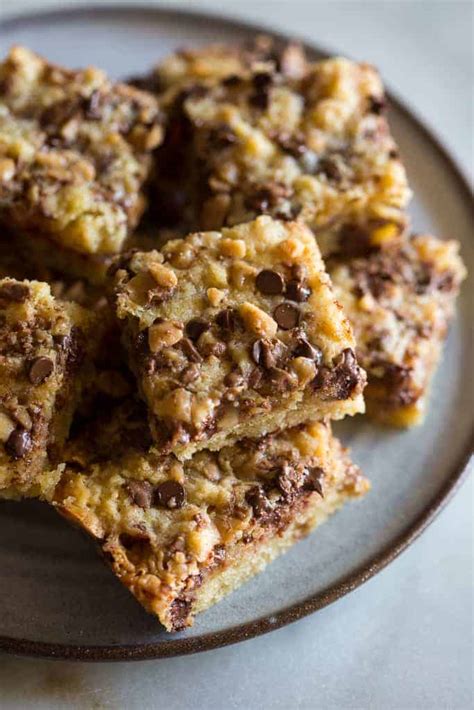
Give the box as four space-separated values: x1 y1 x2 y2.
0 5 472 661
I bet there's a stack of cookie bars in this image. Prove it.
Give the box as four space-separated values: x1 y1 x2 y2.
0 40 465 631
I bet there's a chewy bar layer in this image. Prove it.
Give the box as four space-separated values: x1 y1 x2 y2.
110 217 366 459
154 42 411 256
331 234 466 426
53 410 369 632
0 278 93 497
0 46 163 280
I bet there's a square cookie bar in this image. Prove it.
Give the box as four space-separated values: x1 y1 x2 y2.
0 277 94 497
0 46 163 282
330 234 466 426
53 404 369 632
110 217 366 459
153 42 411 256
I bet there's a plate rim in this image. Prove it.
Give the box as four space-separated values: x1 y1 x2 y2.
0 2 472 663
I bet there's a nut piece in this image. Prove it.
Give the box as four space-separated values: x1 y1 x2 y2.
238 302 278 337
0 412 15 443
148 263 178 289
207 287 225 306
0 158 15 183
148 321 183 352
219 238 247 259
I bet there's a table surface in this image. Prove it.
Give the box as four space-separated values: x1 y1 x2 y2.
0 1 472 708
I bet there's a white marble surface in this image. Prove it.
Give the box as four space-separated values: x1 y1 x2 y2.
0 1 472 708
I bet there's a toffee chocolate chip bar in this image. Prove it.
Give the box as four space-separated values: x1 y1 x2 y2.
330 233 466 426
109 217 366 459
0 46 163 283
52 401 369 632
0 278 94 498
152 41 411 257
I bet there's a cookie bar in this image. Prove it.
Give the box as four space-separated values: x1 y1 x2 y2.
330 234 466 426
0 46 163 282
53 403 369 632
110 217 366 459
153 44 411 254
0 277 94 497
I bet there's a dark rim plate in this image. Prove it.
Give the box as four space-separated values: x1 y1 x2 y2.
0 4 472 662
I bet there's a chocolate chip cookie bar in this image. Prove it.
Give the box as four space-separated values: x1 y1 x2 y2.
110 217 366 459
53 402 369 632
0 277 94 497
330 234 466 426
153 43 411 255
0 46 163 283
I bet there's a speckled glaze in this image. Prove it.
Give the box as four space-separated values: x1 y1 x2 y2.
0 6 472 662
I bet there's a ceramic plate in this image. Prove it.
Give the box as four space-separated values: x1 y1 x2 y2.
0 5 472 661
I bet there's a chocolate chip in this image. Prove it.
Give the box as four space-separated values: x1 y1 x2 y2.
126 480 153 509
286 280 311 302
0 282 29 305
368 95 386 114
249 72 273 110
222 74 242 87
216 308 239 331
28 357 54 385
154 481 185 509
273 302 300 330
304 467 324 496
5 428 32 459
313 348 363 400
185 318 210 341
179 338 202 363
251 339 275 368
293 338 322 364
208 124 237 150
317 156 342 182
256 269 285 295
253 72 273 90
245 486 272 518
